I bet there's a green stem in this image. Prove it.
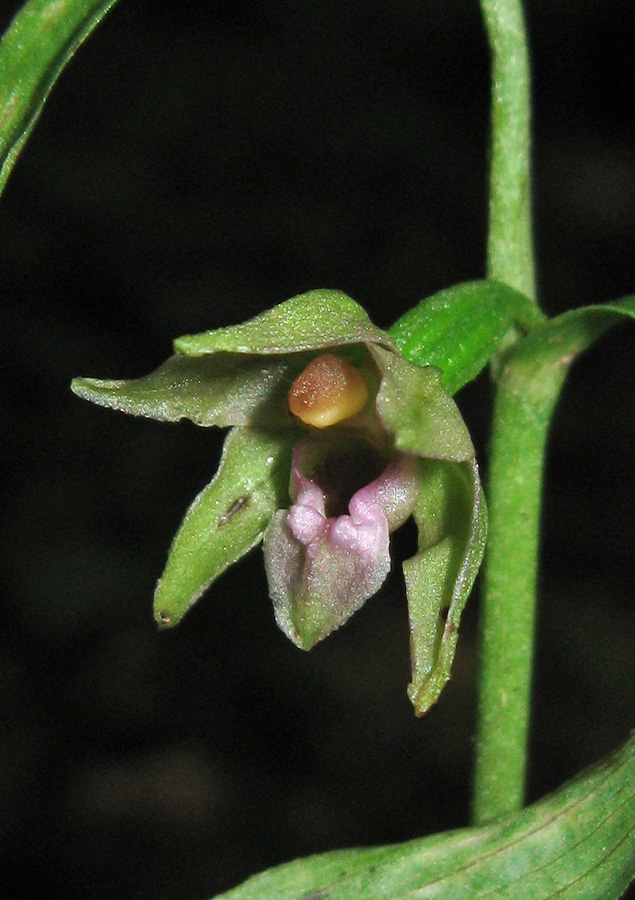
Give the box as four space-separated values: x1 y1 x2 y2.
480 0 535 301
473 355 564 823
473 0 541 823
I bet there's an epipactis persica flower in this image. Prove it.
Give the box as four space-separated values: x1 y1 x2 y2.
72 290 486 714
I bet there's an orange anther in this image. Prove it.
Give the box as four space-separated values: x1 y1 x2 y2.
289 353 369 428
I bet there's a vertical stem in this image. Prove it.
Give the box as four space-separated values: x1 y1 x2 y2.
473 0 541 823
473 359 562 823
480 0 535 301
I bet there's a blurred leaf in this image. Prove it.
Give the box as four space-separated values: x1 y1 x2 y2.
389 280 542 394
211 731 635 899
0 0 119 196
154 427 294 628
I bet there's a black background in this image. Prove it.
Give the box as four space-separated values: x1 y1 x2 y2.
1 1 634 898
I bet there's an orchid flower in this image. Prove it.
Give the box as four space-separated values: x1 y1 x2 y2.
72 290 486 714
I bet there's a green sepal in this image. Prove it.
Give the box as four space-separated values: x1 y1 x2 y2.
405 458 486 715
71 289 398 426
154 427 295 628
370 345 487 714
208 732 635 900
174 289 397 356
389 280 543 394
0 0 120 197
72 353 312 427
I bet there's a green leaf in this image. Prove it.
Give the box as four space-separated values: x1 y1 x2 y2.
0 0 119 197
154 427 294 628
72 352 314 428
509 294 635 371
406 458 487 715
210 731 635 899
174 289 397 357
388 280 543 394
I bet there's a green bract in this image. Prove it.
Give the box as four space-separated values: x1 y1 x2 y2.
72 289 487 714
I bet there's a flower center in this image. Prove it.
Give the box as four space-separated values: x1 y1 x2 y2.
288 353 369 428
311 444 385 517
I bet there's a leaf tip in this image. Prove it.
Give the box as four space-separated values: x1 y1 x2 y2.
155 611 184 631
70 376 93 398
172 334 199 355
153 591 187 629
153 575 192 629
407 678 444 718
154 608 174 629
70 375 123 406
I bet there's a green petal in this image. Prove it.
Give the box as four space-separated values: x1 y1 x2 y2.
72 353 311 427
389 279 543 394
405 458 487 715
154 427 294 627
174 289 396 356
370 345 475 462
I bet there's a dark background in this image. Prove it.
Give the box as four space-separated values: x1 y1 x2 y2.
1 1 634 898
